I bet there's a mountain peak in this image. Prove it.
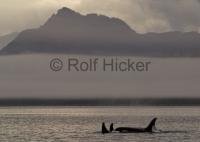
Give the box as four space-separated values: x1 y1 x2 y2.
42 7 81 29
56 7 78 16
4 7 200 57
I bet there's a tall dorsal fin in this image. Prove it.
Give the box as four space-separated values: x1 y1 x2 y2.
145 118 157 132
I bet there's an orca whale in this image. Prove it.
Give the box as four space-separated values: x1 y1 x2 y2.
102 118 157 134
114 118 157 133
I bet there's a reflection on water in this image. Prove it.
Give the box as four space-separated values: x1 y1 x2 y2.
0 107 200 142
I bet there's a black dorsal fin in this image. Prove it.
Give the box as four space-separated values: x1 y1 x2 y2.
110 123 114 132
145 118 157 132
102 122 109 134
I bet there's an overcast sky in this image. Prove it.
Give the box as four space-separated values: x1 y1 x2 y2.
0 0 200 36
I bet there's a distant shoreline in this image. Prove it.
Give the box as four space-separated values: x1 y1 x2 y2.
0 98 200 106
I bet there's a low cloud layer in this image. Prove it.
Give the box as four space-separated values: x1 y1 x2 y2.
0 55 200 98
0 0 200 35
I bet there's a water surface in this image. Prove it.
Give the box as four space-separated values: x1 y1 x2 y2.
0 107 200 142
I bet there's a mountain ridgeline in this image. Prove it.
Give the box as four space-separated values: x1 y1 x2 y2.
0 32 18 50
1 7 200 57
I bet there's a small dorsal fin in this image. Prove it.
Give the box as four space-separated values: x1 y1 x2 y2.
110 123 114 132
102 122 109 134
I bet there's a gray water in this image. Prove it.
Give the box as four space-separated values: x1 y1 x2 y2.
0 107 200 142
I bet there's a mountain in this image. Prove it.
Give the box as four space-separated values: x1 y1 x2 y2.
0 32 18 50
1 7 200 57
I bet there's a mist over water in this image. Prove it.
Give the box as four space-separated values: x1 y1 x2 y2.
0 54 199 98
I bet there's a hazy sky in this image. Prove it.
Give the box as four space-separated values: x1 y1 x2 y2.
0 0 200 35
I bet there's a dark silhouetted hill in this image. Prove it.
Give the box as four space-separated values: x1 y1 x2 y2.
1 7 200 57
0 32 18 50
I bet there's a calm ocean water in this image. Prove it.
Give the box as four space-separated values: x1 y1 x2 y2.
0 107 200 142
